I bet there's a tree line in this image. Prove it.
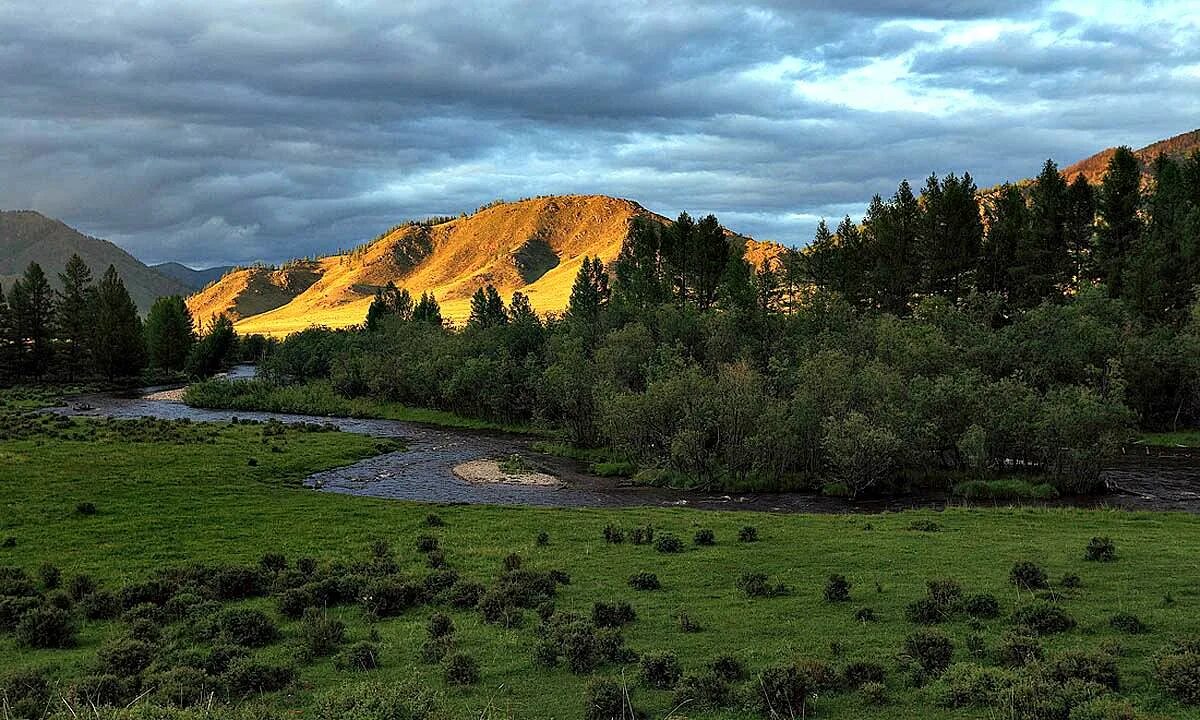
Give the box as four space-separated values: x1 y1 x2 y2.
0 256 253 385
187 148 1200 495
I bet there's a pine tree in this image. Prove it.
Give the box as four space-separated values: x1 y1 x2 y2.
0 284 14 385
509 291 540 325
144 295 195 372
693 214 730 309
187 314 235 377
1096 146 1142 295
1124 154 1191 320
862 181 921 314
55 254 96 380
412 292 443 326
468 284 508 328
611 217 667 315
661 212 696 304
1015 159 1071 306
978 184 1027 304
1064 174 1096 282
919 172 982 303
8 262 55 377
91 266 146 380
366 282 414 330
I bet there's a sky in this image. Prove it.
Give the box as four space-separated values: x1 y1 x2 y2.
1 0 1198 268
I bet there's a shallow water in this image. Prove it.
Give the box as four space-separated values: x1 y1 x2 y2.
55 370 1200 513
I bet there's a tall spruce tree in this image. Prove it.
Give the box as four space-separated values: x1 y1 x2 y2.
862 181 921 314
8 262 55 378
918 172 982 303
1124 154 1191 320
467 285 508 328
1064 174 1096 281
611 217 668 315
412 292 443 325
366 282 414 330
144 295 195 372
0 284 13 385
55 254 96 381
692 214 730 310
1014 159 1071 307
1096 146 1142 295
978 184 1027 305
91 265 146 380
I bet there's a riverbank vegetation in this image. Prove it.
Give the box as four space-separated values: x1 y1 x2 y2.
2 397 1200 719
188 150 1200 497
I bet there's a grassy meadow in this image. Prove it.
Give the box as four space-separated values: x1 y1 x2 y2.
2 394 1200 719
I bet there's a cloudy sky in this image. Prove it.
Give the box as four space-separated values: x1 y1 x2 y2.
1 0 1198 267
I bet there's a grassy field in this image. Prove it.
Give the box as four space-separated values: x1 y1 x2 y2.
1140 430 1200 448
3 400 1200 718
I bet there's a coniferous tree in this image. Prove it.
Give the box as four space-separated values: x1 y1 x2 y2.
661 212 696 304
1124 154 1192 320
468 285 508 328
919 172 982 303
509 291 539 326
412 292 443 326
978 184 1027 305
8 262 55 377
1064 174 1096 281
91 265 146 380
1096 146 1142 295
144 295 195 372
0 284 14 385
366 282 413 330
55 254 96 381
187 314 236 377
862 181 921 314
1014 159 1071 307
611 217 668 316
692 214 730 310
804 219 841 290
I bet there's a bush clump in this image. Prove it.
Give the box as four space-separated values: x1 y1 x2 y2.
693 528 715 546
592 601 636 628
1010 561 1050 591
628 571 661 591
677 610 701 633
756 664 815 718
640 651 682 690
336 641 382 671
1156 639 1200 705
1109 611 1147 635
736 571 787 598
602 524 625 544
1085 536 1117 562
903 630 954 676
444 653 480 685
653 533 683 553
223 658 295 697
963 593 1001 619
1012 603 1076 636
209 607 280 647
97 637 155 675
15 605 77 648
998 631 1044 667
629 525 654 545
823 574 851 603
425 513 445 527
299 607 346 658
738 526 759 542
584 677 636 720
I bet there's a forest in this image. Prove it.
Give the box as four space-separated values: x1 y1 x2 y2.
185 147 1200 497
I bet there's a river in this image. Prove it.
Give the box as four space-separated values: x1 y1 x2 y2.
55 368 1200 513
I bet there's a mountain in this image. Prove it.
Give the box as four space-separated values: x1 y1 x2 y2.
191 195 780 336
0 210 190 312
151 262 234 291
1062 128 1200 184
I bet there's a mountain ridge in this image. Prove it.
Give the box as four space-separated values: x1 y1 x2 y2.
0 210 189 312
1061 128 1200 184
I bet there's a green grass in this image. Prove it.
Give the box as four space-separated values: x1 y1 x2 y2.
184 378 547 435
3 410 1200 718
951 478 1060 502
1139 430 1200 447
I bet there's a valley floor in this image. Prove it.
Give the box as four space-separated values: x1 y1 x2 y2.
3 401 1200 718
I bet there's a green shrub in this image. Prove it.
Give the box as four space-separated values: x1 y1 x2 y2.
756 664 813 718
448 580 484 609
677 610 701 633
81 590 120 620
313 680 441 720
693 528 715 546
0 595 39 630
425 513 445 527
67 573 97 601
674 671 731 710
444 653 480 685
710 653 746 682
602 524 625 544
738 526 759 542
75 501 98 516
38 563 61 590
736 571 787 598
15 605 77 648
640 651 682 689
855 607 877 622
151 667 217 708
1 668 53 720
629 525 654 545
210 607 280 647
1155 639 1200 704
259 553 286 573
1062 572 1082 589
335 641 382 671
584 676 635 720
1109 611 1147 634
502 553 522 572
653 533 682 553
1068 697 1137 720
907 519 941 532
222 658 295 697
823 574 851 603
427 612 454 638
628 571 660 591
415 535 439 554
97 637 155 675
361 577 423 617
299 607 346 658
536 530 550 546
420 635 453 664
1085 536 1117 562
1049 650 1120 690
592 601 635 628
842 660 886 688
937 663 1014 707
963 593 1000 619
998 631 1044 666
860 680 888 706
1012 603 1076 636
903 630 954 675
1010 561 1049 590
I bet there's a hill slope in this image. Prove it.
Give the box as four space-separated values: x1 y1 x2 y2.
204 195 778 336
151 262 234 291
1062 128 1200 184
0 211 189 312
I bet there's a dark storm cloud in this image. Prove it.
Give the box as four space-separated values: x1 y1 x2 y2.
0 0 1196 265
